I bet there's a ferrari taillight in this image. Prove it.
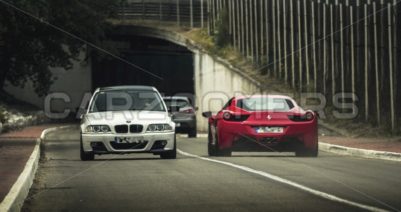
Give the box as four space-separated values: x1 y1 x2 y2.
223 112 250 121
305 112 314 120
288 112 315 122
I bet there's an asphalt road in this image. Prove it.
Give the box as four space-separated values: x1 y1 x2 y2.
22 125 401 212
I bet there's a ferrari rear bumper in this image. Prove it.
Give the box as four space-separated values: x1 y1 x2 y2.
218 120 318 151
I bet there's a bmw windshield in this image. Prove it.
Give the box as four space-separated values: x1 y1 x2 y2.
89 90 166 112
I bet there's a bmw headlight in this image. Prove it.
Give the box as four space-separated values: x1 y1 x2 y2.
146 124 173 132
85 125 111 133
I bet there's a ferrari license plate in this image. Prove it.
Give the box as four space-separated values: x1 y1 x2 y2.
255 126 284 133
114 137 143 144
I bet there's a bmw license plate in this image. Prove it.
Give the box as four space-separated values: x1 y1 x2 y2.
114 137 143 144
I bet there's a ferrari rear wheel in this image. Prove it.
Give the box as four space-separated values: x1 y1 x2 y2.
208 124 232 157
208 124 218 156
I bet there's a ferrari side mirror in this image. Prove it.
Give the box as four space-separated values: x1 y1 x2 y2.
202 111 212 118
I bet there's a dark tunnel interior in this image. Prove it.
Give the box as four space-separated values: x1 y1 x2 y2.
92 35 194 97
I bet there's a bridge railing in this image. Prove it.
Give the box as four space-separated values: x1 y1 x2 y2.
118 0 208 28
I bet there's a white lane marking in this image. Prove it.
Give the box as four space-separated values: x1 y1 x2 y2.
177 149 389 212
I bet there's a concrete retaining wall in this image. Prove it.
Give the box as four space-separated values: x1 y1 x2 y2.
193 50 261 131
4 54 92 113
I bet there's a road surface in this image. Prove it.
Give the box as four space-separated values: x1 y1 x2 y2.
22 126 401 212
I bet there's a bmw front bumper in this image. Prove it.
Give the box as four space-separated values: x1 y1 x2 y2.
81 132 175 154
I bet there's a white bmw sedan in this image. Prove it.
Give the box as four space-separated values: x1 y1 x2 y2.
80 86 176 160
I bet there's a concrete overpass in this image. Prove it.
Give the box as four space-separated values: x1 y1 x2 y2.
4 23 262 131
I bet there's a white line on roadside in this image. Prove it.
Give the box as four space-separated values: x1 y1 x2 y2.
177 149 389 212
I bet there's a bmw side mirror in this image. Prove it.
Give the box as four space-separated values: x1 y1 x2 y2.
76 107 86 120
202 111 212 118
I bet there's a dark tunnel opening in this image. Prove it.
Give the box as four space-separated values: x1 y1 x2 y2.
92 35 194 97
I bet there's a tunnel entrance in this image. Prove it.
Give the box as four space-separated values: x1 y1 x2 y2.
92 35 194 97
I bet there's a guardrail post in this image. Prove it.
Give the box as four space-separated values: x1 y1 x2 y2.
373 2 380 125
272 0 276 75
330 4 335 100
350 1 356 116
283 0 287 81
246 0 250 58
290 0 295 88
254 0 258 65
142 0 145 20
241 0 245 54
311 0 317 91
323 0 328 94
177 0 181 26
231 0 236 48
250 0 255 63
303 0 310 88
392 0 398 131
207 0 211 34
387 3 395 132
260 0 264 64
159 0 162 23
364 1 369 121
201 0 204 28
190 0 194 28
339 3 345 110
265 0 270 73
277 0 281 77
297 0 302 91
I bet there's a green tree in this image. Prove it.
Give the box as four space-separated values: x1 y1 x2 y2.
0 0 121 96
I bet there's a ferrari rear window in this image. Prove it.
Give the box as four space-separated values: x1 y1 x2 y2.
237 97 294 111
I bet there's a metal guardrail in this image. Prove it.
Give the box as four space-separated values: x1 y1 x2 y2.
118 0 208 28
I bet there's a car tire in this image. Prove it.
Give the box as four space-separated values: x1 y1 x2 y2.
208 124 218 156
295 143 318 157
188 129 197 138
80 135 94 161
208 124 232 157
160 135 177 159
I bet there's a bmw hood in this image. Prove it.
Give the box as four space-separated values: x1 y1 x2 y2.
82 110 171 126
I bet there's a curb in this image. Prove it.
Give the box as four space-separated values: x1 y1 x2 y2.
319 142 401 162
0 126 69 212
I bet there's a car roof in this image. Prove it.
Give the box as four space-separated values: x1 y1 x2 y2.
96 85 157 92
235 94 293 100
163 96 190 101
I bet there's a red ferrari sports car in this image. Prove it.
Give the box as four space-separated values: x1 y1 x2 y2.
202 95 318 157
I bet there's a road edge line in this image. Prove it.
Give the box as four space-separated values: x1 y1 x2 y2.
0 126 68 212
319 142 401 162
177 149 388 212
